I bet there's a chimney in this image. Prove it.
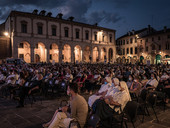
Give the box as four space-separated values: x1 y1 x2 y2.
32 9 38 14
128 31 131 36
46 12 52 17
39 10 46 16
132 29 135 35
148 24 151 32
164 26 167 32
94 23 98 26
56 13 63 19
68 16 74 21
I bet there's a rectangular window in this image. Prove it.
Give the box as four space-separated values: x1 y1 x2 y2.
76 31 79 39
159 45 161 50
35 44 38 49
38 26 43 35
158 36 160 40
21 24 27 33
50 54 52 60
95 34 97 41
110 36 112 42
135 37 137 43
65 29 69 37
130 38 133 43
123 48 125 55
19 43 24 48
127 48 129 54
85 32 89 40
123 40 125 45
19 54 24 59
166 43 169 50
135 47 137 54
102 36 104 42
120 40 122 45
52 28 56 36
126 40 129 44
146 46 148 52
130 47 133 54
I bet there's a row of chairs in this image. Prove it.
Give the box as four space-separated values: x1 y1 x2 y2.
84 88 165 128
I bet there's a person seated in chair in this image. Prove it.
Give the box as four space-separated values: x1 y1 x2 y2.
42 101 71 128
16 72 43 108
144 73 158 90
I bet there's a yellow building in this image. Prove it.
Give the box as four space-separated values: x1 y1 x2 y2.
116 25 155 64
139 27 170 64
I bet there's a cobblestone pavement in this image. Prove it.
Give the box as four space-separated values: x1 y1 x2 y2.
0 95 170 128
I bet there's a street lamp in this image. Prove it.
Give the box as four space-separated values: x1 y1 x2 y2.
4 32 9 37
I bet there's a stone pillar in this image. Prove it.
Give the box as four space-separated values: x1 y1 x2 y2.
90 47 93 63
46 47 50 63
106 49 109 63
98 48 101 63
81 49 83 62
59 46 62 64
13 43 18 59
31 46 34 63
71 46 74 63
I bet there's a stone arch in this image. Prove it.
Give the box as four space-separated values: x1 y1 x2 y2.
74 45 82 63
34 42 46 63
122 56 126 63
18 41 31 63
116 57 121 63
100 47 106 62
49 43 59 63
93 46 99 62
62 44 71 63
83 46 91 63
108 48 113 63
127 56 131 63
155 54 162 64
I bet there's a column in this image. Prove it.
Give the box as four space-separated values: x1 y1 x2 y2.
98 48 101 63
106 49 109 63
81 49 83 62
13 44 18 59
31 46 34 63
90 47 93 63
59 46 62 64
46 47 50 63
71 46 74 63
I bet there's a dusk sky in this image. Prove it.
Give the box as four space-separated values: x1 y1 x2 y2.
0 0 170 38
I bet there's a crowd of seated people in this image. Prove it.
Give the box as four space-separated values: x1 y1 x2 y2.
0 62 169 127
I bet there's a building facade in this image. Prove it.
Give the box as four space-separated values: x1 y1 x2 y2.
3 10 116 63
116 26 154 64
138 27 170 64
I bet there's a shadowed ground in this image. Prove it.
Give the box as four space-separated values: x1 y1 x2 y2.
0 95 170 128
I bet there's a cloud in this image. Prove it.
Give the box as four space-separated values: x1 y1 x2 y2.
87 11 122 24
0 0 66 8
0 0 92 23
59 0 92 22
0 0 122 26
